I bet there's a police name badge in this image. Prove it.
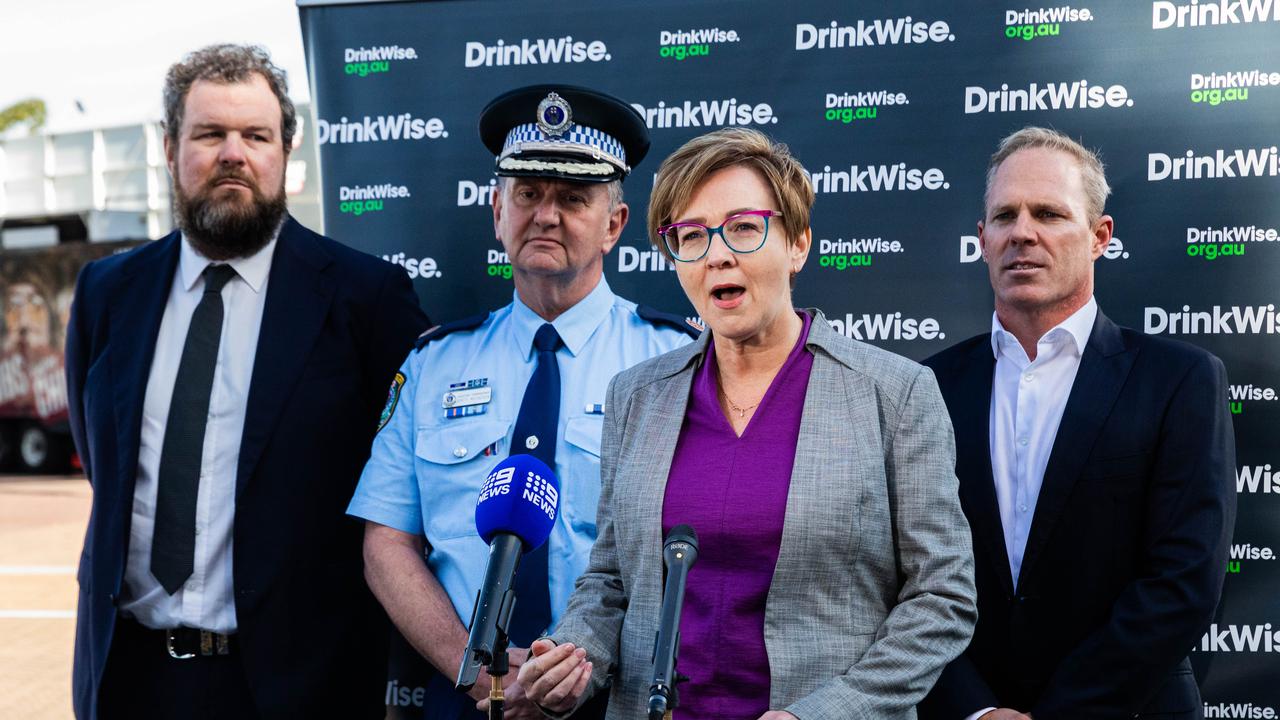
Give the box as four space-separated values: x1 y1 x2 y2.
443 378 491 419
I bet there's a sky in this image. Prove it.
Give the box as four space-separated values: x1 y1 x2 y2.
0 0 311 134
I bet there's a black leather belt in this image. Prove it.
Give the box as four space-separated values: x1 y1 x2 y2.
118 616 238 660
165 627 235 659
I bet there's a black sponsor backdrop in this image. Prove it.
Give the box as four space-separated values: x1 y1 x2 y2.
299 0 1280 714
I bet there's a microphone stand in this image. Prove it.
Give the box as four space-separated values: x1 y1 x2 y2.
487 627 510 720
485 581 517 720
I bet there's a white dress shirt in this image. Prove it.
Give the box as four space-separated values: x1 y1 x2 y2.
966 297 1096 720
120 235 275 632
990 296 1096 586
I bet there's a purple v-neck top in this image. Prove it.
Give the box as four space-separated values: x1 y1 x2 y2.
661 311 814 718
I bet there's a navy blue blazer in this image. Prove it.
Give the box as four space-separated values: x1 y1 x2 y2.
65 217 429 719
919 310 1236 720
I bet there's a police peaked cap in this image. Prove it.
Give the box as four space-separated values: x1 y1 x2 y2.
479 84 650 183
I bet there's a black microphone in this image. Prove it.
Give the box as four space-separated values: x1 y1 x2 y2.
648 524 698 720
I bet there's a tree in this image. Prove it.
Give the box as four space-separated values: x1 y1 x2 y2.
0 99 47 135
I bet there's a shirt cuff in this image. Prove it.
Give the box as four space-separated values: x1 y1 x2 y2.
345 494 422 536
966 708 997 720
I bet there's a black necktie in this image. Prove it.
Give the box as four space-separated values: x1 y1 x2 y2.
507 323 561 645
151 263 237 595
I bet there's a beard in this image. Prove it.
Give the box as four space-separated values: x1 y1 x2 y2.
174 166 288 261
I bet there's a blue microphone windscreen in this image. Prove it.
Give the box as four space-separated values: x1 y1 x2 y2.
475 454 560 551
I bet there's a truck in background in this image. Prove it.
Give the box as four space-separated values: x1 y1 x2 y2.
0 232 140 471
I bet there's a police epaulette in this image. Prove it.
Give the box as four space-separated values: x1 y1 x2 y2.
414 312 489 350
636 305 703 339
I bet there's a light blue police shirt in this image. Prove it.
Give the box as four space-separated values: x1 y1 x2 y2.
348 277 694 630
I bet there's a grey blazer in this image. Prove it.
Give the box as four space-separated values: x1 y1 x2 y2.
550 309 977 719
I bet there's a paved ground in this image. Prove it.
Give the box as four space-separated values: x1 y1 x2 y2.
0 474 90 720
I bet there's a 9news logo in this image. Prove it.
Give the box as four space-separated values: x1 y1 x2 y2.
521 470 558 520
477 466 514 503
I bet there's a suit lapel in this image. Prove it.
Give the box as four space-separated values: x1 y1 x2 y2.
1017 312 1133 590
109 233 180 500
771 347 847 593
632 346 700 545
236 219 334 497
951 341 1015 596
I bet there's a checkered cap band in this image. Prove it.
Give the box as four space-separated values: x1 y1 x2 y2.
500 122 628 170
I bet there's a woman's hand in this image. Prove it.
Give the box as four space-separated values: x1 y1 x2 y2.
515 638 594 713
756 712 799 720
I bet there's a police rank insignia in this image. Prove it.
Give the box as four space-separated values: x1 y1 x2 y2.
378 372 406 433
536 92 572 136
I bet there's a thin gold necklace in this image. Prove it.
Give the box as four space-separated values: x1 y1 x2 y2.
721 386 760 419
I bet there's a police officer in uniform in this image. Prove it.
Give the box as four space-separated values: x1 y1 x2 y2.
348 85 696 719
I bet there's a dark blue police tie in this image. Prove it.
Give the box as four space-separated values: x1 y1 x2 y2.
507 322 560 646
151 263 237 595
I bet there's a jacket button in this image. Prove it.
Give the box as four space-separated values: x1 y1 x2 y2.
453 446 467 458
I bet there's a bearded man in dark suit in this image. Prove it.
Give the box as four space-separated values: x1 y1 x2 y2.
66 43 428 719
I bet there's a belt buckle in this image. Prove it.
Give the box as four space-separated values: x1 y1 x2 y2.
166 629 196 660
201 630 230 656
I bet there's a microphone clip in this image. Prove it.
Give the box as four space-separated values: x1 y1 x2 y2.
456 535 522 693
460 587 515 720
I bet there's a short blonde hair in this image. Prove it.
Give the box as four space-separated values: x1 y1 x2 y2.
648 128 814 260
986 126 1110 222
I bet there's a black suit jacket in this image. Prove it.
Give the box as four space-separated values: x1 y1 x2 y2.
919 310 1235 720
66 217 429 719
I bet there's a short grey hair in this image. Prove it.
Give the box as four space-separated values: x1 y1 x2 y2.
163 44 297 152
497 176 624 211
605 179 623 211
985 126 1110 222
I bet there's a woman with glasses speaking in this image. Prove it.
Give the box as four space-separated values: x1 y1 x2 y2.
518 128 976 719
